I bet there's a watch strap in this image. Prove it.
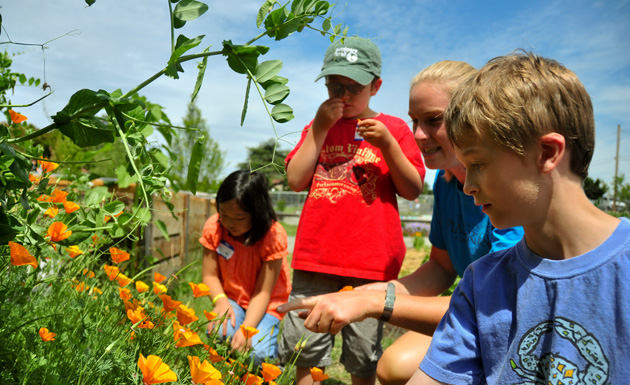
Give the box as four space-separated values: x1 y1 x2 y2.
379 282 396 322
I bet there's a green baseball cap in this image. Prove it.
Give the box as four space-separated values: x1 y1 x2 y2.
315 37 381 86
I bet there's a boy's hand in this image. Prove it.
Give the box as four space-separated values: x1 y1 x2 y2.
312 98 344 133
357 118 396 149
207 300 236 337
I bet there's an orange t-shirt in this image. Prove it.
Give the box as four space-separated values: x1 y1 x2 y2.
199 213 291 320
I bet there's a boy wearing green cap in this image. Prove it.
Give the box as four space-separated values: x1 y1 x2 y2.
279 37 426 385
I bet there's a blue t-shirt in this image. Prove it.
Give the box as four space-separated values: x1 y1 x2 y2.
421 217 630 384
429 170 524 277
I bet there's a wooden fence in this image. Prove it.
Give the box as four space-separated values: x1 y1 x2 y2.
144 191 216 277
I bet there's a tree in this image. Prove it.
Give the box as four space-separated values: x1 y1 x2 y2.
238 138 289 189
583 176 608 201
167 99 224 193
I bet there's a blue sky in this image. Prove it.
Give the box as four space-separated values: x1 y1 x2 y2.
2 0 629 190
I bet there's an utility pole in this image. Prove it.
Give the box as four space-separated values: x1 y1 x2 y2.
613 124 620 212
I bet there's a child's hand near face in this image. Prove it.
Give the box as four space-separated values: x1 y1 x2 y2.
312 98 345 134
357 119 395 149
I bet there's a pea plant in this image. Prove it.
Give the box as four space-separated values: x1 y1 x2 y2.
0 0 347 383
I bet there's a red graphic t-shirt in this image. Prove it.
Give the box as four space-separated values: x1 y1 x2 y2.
286 113 425 281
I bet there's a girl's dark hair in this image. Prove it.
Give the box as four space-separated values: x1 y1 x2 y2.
215 170 277 246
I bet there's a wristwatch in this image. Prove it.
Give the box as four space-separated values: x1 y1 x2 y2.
379 282 396 322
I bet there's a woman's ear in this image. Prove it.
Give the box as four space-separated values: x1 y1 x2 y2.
538 133 566 174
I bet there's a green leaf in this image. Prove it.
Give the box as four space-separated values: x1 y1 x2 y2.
186 136 205 194
104 201 125 215
166 34 205 79
0 140 31 187
241 78 251 126
85 0 96 6
155 220 170 242
271 103 294 123
53 89 115 147
0 212 19 243
257 0 278 27
83 186 110 206
173 0 208 21
191 47 209 102
222 41 266 75
264 84 290 105
322 17 331 31
255 60 283 83
115 165 137 188
260 75 288 89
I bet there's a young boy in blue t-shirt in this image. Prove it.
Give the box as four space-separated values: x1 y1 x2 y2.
412 51 630 384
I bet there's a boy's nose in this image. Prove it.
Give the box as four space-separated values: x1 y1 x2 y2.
462 177 479 196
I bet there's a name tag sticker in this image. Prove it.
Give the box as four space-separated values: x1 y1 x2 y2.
217 240 235 260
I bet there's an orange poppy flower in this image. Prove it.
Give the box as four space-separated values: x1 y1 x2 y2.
240 325 259 340
205 346 226 363
175 329 202 348
83 268 95 278
339 285 354 292
9 241 38 268
103 264 120 280
66 245 83 258
188 355 222 384
137 354 177 384
135 280 149 293
124 298 142 313
175 304 198 325
28 173 40 182
127 308 154 329
261 363 282 382
9 109 28 123
159 294 181 313
119 287 133 301
153 282 167 295
188 281 211 298
91 234 99 246
203 310 217 321
51 189 68 203
38 327 56 342
37 194 53 202
38 159 59 173
92 287 103 295
63 201 80 214
242 373 263 385
116 273 132 287
47 222 71 242
44 206 59 218
154 272 167 283
310 367 329 381
74 281 87 292
109 247 130 264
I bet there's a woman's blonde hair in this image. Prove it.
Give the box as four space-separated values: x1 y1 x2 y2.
411 61 477 181
411 60 477 95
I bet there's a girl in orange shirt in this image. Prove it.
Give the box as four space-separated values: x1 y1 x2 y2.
199 170 291 366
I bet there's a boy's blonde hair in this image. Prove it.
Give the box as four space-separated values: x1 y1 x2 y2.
445 50 595 179
411 60 477 181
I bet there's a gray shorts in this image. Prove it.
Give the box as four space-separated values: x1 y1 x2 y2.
278 270 383 378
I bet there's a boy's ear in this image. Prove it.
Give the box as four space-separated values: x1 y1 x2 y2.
370 78 383 95
538 133 565 174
